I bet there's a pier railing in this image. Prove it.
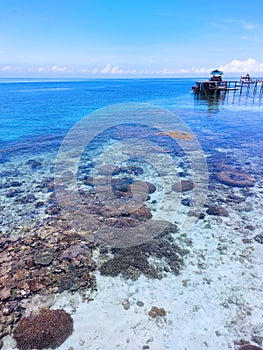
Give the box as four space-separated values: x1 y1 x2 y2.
192 79 263 95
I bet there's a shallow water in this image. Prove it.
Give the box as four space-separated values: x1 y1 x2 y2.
0 78 263 350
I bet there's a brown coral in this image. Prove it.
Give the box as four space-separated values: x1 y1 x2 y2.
157 130 194 140
13 309 73 350
215 170 255 187
172 180 194 192
148 306 166 318
238 345 263 350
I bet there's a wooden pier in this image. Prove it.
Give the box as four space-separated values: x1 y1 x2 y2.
192 79 263 95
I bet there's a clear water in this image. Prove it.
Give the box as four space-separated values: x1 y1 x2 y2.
1 78 263 349
1 78 262 155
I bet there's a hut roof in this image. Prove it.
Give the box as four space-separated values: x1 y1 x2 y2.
210 69 224 76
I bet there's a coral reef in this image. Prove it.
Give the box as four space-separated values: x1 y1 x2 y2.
0 220 96 341
206 205 229 217
157 130 194 140
238 345 263 350
99 224 190 279
13 308 73 350
148 306 166 318
215 170 256 187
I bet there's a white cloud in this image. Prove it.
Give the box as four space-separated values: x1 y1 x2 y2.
93 64 137 75
1 59 263 77
49 65 69 72
171 58 263 76
216 19 256 31
1 65 11 71
101 64 112 73
111 65 122 74
160 67 211 75
27 67 45 72
1 65 21 72
219 58 263 74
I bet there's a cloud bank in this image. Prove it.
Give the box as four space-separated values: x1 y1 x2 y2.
169 58 263 75
1 58 263 77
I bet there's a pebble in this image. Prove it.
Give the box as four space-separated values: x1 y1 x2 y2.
122 299 130 310
148 306 166 318
136 300 144 307
10 181 22 187
242 238 252 244
254 234 263 244
79 338 85 346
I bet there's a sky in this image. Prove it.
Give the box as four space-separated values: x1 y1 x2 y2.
1 0 263 77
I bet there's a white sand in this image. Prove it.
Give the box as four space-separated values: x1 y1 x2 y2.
55 212 263 350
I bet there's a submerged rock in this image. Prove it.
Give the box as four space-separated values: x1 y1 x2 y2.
26 159 42 169
172 180 194 192
97 164 120 176
34 248 55 266
6 189 23 198
144 181 156 194
206 205 229 217
119 165 144 175
16 194 37 204
254 234 263 244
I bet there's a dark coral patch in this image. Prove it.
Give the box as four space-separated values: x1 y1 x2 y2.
215 171 255 187
206 206 229 217
238 345 263 350
99 224 189 280
13 309 73 350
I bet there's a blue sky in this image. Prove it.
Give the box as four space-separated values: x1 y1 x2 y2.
1 0 263 77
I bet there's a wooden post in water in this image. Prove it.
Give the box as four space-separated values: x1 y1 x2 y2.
192 77 263 97
240 81 243 94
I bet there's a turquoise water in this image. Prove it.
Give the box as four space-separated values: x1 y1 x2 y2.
1 78 263 349
0 79 190 144
1 78 262 154
0 78 262 230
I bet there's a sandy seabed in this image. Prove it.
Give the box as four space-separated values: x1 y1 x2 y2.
3 200 263 350
1 143 263 350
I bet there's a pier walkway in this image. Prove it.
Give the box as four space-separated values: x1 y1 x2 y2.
192 79 263 95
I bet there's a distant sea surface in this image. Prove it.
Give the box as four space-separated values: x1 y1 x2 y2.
0 78 262 157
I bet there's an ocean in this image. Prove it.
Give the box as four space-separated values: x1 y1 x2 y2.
0 78 263 350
